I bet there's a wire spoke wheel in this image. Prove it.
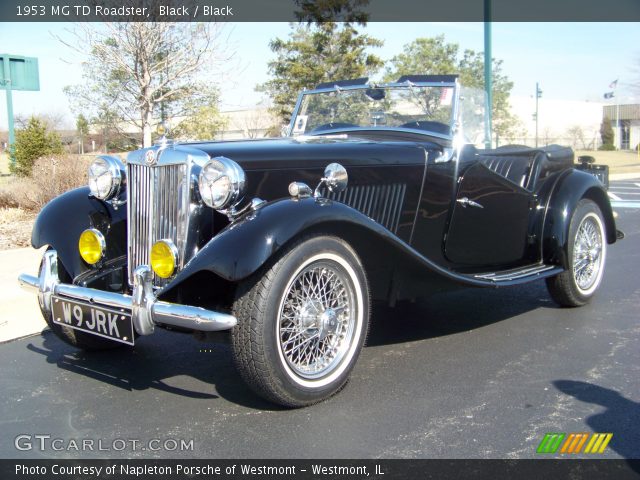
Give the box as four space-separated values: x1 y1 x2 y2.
546 200 608 308
572 214 604 293
232 236 369 406
278 260 357 380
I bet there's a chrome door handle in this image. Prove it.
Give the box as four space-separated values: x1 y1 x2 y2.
457 197 484 209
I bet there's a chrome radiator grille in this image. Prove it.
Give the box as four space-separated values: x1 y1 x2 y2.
127 163 189 287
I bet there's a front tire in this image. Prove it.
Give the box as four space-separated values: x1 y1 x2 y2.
231 236 370 407
546 199 607 307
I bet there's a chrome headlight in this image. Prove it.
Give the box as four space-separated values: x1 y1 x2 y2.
198 156 246 210
88 156 124 200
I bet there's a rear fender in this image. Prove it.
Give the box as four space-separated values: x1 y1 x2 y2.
542 169 616 268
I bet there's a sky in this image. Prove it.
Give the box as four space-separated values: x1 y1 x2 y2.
0 21 639 130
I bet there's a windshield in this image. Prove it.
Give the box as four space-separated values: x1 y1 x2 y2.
459 86 487 147
290 85 456 137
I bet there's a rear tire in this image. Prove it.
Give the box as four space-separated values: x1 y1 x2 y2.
546 199 607 307
231 236 370 407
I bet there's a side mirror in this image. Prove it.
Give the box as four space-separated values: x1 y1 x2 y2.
323 163 348 193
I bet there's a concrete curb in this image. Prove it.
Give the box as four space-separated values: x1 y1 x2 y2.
0 247 48 343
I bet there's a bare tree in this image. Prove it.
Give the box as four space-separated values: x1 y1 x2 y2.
61 22 232 147
15 112 68 131
231 107 276 139
542 127 557 147
567 125 587 150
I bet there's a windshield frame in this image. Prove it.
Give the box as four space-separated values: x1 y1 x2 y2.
287 79 461 141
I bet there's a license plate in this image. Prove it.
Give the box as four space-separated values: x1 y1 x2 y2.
51 296 134 345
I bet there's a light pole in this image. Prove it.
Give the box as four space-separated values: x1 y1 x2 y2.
484 0 492 149
534 82 542 148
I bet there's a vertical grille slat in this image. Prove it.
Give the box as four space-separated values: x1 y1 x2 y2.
127 162 188 287
324 183 407 234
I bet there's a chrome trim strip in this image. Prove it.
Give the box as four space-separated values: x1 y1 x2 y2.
474 264 558 282
18 250 237 334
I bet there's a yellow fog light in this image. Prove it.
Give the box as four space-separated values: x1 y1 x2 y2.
78 229 105 265
150 240 178 279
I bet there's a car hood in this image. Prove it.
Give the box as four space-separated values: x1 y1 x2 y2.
183 136 434 170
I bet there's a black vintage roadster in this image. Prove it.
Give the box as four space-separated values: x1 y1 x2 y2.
19 75 620 406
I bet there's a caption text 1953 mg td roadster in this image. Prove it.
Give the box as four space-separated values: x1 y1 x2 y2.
19 75 621 406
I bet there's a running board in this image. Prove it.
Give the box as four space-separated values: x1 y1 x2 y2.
468 264 563 285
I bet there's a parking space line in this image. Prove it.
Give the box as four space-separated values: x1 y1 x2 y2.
608 192 622 201
611 201 640 208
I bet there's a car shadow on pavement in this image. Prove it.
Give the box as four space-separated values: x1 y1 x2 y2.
25 329 282 411
368 280 554 347
553 380 640 468
21 280 555 412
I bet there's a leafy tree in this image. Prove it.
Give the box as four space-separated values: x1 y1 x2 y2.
385 35 519 140
173 90 228 141
91 105 126 151
62 23 231 147
293 0 370 23
76 114 89 154
9 117 63 177
599 117 614 148
259 22 383 125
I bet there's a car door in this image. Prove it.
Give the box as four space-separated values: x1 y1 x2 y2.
444 161 534 267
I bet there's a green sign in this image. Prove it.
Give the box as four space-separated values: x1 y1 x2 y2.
1 54 40 167
0 54 40 91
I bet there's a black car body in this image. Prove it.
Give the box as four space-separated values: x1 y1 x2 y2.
19 75 619 406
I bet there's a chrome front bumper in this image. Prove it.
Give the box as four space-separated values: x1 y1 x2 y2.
18 250 237 336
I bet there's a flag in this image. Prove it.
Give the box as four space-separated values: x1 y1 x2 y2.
440 87 453 106
604 92 614 99
609 79 618 89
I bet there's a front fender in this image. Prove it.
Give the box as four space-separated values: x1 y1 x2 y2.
164 197 389 287
542 169 616 268
31 187 127 280
161 197 496 297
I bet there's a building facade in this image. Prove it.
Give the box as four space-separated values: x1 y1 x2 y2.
603 104 640 150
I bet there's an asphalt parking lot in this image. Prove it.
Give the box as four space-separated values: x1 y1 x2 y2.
0 183 638 460
609 179 640 209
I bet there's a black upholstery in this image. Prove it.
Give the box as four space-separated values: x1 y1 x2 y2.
474 144 574 190
477 152 536 188
527 145 574 185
